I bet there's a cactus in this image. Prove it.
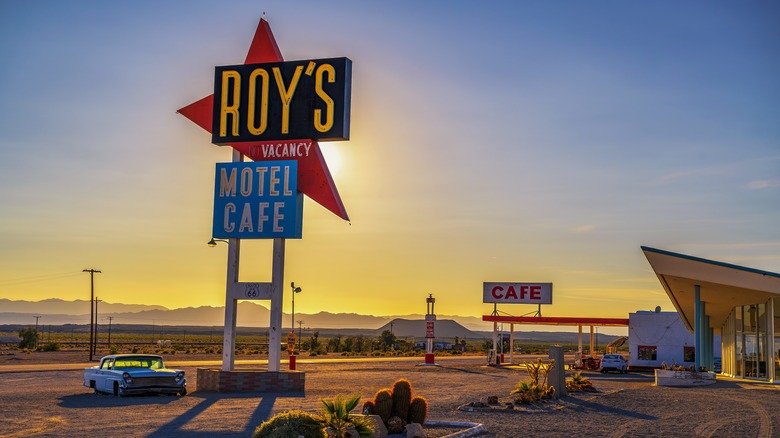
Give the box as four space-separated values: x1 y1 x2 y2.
391 379 412 419
407 396 428 425
386 416 405 434
373 388 393 422
362 400 375 415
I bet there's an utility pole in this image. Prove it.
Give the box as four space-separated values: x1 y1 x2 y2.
94 298 102 357
107 316 114 348
83 269 101 361
297 320 304 352
33 316 41 349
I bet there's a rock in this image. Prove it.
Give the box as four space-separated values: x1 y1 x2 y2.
406 422 426 438
364 415 388 438
487 396 499 404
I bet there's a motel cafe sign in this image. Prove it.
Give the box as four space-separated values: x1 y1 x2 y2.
483 282 553 304
212 161 303 239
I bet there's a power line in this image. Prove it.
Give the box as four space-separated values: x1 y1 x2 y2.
0 271 81 287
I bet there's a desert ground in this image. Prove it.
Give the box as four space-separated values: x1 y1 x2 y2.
1 350 778 437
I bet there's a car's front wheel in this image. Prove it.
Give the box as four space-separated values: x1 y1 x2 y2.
179 387 187 396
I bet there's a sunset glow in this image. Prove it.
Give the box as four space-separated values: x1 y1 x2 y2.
0 2 778 324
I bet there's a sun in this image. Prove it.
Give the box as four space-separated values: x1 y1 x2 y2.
321 145 343 177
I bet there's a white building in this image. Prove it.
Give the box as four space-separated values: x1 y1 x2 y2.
629 309 721 369
643 246 780 382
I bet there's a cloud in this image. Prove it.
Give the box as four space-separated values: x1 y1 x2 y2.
745 180 780 190
651 166 729 186
571 224 597 234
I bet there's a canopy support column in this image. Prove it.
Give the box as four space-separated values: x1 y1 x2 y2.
694 284 702 370
509 323 515 364
589 326 595 357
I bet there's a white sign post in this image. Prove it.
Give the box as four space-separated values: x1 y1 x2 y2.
220 149 288 372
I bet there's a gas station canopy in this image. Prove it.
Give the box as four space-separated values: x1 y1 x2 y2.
482 315 628 327
641 246 780 333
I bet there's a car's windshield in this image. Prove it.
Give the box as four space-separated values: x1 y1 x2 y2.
604 355 620 360
113 357 164 370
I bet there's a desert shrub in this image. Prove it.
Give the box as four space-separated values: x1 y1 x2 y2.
18 328 39 349
319 394 374 437
511 381 555 404
38 342 60 352
511 358 556 404
253 410 324 438
109 346 120 355
565 371 595 392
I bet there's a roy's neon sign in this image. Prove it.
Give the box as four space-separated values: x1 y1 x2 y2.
212 57 352 145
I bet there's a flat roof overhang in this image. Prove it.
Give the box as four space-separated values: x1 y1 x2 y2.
642 246 780 332
482 315 628 327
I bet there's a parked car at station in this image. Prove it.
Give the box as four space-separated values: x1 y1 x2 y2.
599 354 628 373
84 354 187 396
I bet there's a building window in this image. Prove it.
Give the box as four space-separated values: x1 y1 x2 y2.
638 345 657 361
683 346 696 362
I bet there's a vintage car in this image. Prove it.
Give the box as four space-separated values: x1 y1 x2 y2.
84 354 186 396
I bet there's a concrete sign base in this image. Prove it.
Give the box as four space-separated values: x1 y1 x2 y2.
197 368 305 392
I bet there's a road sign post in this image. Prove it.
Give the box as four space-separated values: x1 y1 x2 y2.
179 16 352 379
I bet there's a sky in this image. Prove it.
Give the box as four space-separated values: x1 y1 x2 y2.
1 1 778 327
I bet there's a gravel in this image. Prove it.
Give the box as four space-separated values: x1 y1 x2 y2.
1 352 779 437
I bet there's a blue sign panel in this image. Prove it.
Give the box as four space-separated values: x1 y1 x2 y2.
212 161 303 239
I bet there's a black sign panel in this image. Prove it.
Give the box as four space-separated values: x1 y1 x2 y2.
212 57 351 144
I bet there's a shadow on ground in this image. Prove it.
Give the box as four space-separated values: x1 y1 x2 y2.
59 393 181 409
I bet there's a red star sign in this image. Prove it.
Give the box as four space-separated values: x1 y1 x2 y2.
177 18 349 221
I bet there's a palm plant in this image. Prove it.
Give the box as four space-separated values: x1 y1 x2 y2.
565 370 594 392
319 394 375 438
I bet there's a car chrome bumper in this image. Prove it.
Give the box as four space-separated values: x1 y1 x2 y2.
121 380 186 394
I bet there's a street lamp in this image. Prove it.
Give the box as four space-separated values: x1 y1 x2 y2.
290 282 302 343
207 238 229 247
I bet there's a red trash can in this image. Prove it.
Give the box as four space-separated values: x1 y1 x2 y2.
500 354 505 363
425 353 435 364
289 355 297 370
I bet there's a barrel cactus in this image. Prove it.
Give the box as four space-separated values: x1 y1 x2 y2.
386 416 405 435
368 379 429 434
391 379 412 419
408 396 428 425
373 388 393 423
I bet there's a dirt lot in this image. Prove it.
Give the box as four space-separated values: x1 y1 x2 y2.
1 351 779 437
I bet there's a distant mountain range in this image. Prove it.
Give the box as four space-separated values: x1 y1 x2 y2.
0 298 491 331
0 299 620 344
